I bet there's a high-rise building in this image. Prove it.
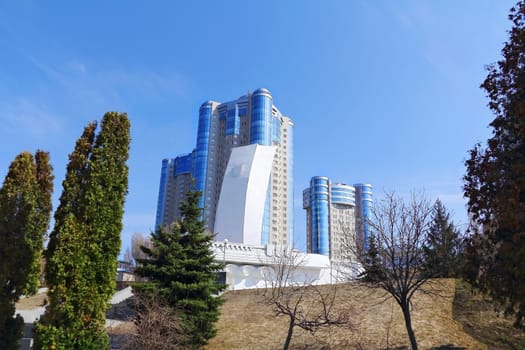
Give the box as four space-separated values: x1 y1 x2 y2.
303 177 372 259
155 88 294 246
354 183 373 251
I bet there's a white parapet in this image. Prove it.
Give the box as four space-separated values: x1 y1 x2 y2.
211 241 360 290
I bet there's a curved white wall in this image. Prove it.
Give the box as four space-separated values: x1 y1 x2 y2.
214 144 276 245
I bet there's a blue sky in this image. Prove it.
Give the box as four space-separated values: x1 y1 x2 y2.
0 0 516 253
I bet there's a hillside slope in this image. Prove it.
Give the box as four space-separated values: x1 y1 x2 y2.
206 279 484 350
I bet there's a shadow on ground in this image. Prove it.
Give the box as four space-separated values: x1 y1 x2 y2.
452 279 525 350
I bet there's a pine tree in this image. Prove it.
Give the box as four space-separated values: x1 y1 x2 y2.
360 235 384 282
423 200 462 278
135 191 226 349
34 112 130 349
0 151 53 349
463 0 525 329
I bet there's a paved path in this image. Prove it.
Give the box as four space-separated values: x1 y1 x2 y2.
15 287 134 349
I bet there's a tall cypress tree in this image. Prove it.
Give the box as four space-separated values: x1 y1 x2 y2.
135 191 226 349
26 150 54 295
34 112 130 349
0 151 53 349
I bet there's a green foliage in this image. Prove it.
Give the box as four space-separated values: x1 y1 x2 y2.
463 1 525 329
135 191 226 349
0 151 53 349
27 150 54 295
360 235 385 282
423 200 463 278
0 304 23 350
34 112 130 349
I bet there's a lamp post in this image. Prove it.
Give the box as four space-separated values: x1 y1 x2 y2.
222 239 228 265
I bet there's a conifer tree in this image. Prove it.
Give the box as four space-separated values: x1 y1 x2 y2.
360 235 385 282
34 112 130 349
135 191 226 349
463 0 525 328
26 150 54 295
423 200 462 278
0 151 53 349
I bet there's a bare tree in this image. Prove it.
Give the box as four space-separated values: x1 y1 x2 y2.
122 294 187 350
123 247 133 265
261 246 351 350
131 232 151 266
341 191 436 350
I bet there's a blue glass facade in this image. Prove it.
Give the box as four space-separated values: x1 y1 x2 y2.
251 88 274 244
308 176 330 255
155 88 294 246
193 101 213 209
155 158 173 228
250 88 272 146
226 105 240 136
260 180 271 245
304 177 371 258
272 114 281 144
355 184 373 250
174 153 192 175
287 121 294 246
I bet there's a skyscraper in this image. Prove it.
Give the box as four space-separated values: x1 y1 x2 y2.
303 176 372 259
354 183 373 251
155 88 294 246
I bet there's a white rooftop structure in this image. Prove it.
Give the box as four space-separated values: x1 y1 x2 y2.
211 241 361 290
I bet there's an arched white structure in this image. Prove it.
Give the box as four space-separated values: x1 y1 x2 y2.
214 144 276 245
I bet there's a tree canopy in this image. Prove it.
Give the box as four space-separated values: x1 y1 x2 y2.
135 190 226 349
423 199 463 278
463 0 525 329
34 112 130 349
0 151 53 350
360 192 434 350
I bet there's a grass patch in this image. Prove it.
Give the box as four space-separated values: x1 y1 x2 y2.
206 280 484 350
452 279 525 350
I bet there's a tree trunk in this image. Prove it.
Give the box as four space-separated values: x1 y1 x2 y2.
401 301 418 350
283 317 295 350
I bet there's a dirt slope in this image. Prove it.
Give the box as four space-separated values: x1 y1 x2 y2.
206 279 484 350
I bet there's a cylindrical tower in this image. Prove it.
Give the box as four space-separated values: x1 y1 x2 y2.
354 183 373 250
309 176 330 255
330 184 356 206
250 88 273 145
193 101 213 209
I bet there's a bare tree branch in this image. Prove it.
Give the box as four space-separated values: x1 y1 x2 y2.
339 191 440 350
260 246 352 350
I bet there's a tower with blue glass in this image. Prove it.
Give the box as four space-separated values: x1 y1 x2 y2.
155 88 294 247
354 183 373 250
303 177 372 259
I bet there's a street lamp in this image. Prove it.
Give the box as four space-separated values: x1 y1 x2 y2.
222 238 228 265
